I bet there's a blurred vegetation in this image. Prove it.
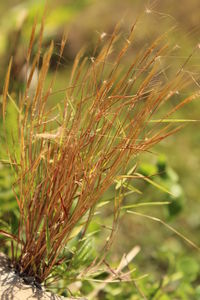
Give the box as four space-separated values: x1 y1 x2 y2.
0 0 200 299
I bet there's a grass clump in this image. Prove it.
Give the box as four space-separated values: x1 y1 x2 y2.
0 16 199 290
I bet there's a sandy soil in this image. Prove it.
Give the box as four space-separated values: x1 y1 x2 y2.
0 253 86 300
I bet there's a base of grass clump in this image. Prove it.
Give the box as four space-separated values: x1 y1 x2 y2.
0 252 85 300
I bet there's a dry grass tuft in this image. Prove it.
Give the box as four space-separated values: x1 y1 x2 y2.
0 18 198 286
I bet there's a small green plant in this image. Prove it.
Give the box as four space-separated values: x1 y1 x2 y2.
0 15 199 293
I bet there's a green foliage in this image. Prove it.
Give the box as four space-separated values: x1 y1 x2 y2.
138 155 186 218
0 95 20 254
49 234 97 296
177 256 199 282
0 97 19 206
156 156 186 219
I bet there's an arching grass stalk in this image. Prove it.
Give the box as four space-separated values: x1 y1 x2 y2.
1 18 199 286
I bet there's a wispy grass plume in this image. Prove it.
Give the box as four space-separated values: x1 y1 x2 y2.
1 19 198 286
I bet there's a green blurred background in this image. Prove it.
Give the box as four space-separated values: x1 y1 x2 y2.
0 0 200 299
